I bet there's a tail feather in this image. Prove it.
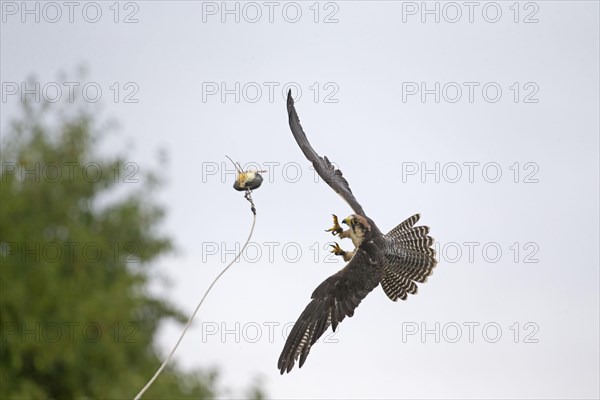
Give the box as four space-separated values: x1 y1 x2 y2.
380 214 437 302
396 226 435 255
381 266 419 301
387 213 422 235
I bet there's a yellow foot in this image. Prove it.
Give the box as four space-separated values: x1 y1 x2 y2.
325 214 343 236
329 242 346 256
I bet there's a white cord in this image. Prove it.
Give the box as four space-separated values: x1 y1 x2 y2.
133 211 257 400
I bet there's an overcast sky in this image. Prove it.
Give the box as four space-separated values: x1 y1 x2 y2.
2 1 599 399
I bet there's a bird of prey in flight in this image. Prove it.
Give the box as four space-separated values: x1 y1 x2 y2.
278 90 438 374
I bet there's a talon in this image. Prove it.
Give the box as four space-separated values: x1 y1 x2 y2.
329 242 346 256
325 214 343 235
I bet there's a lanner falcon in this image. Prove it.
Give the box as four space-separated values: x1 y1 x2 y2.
278 90 438 374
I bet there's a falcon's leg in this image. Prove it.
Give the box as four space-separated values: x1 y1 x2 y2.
325 214 352 238
330 242 355 262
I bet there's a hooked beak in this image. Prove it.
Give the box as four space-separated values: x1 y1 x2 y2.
342 217 350 225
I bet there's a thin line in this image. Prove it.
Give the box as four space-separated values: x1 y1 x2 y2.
133 212 257 400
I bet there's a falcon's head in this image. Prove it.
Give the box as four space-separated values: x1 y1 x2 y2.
342 214 371 247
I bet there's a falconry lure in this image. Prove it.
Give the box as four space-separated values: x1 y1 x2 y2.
278 90 438 374
227 156 265 192
226 156 265 214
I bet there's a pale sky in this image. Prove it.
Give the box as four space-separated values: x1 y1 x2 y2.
2 1 599 399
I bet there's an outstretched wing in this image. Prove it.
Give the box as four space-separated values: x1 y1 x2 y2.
287 90 366 217
278 250 382 374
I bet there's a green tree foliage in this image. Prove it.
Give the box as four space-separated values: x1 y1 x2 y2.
0 99 221 398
